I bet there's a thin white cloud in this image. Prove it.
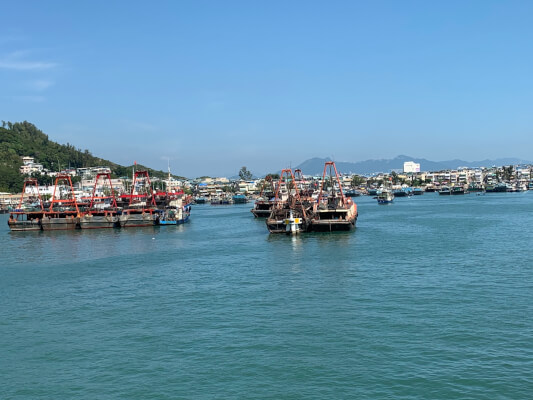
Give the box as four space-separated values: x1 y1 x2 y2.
26 79 55 91
0 50 58 70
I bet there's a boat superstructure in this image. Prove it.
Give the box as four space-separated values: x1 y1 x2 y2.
7 178 44 231
79 173 120 229
377 189 394 204
41 174 81 230
266 169 310 234
251 176 278 218
307 161 358 232
158 165 192 226
119 170 158 227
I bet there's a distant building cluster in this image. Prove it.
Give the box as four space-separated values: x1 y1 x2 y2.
9 155 532 207
19 157 44 175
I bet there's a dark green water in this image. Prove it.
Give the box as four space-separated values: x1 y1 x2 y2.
1 193 533 399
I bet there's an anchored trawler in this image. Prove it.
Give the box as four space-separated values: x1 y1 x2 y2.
79 172 120 229
119 170 159 227
307 162 358 232
7 178 44 231
266 169 310 234
40 174 80 230
251 176 278 218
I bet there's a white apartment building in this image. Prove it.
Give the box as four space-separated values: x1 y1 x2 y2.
403 161 421 173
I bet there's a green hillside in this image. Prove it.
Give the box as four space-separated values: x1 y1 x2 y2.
0 121 185 193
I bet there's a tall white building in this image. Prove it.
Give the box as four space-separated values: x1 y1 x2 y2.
403 161 421 173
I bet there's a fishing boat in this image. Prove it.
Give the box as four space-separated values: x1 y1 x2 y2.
451 186 465 195
119 170 158 227
158 200 191 225
467 182 484 192
345 188 361 197
251 176 278 218
393 188 409 197
79 173 120 229
377 189 394 204
266 169 310 233
7 178 45 231
232 194 248 204
210 195 234 205
41 175 80 230
307 161 358 232
438 186 451 195
155 163 192 226
485 183 508 193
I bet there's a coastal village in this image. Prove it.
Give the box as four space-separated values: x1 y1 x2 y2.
2 154 533 233
1 157 532 211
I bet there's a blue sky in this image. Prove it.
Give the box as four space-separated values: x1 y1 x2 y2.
1 1 533 177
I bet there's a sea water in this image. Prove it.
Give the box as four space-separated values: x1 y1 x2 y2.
1 193 532 399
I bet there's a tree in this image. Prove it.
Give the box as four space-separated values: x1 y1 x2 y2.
351 175 365 188
239 166 252 180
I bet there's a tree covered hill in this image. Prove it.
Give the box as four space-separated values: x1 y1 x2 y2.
0 121 184 193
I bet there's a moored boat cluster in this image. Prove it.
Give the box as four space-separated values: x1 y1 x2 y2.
251 162 358 234
8 170 192 232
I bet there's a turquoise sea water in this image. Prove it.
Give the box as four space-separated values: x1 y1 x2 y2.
1 193 533 399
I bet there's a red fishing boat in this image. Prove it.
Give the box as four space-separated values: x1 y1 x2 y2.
119 170 158 227
266 169 310 234
7 178 44 231
308 161 357 232
79 173 120 229
251 175 278 218
41 174 80 230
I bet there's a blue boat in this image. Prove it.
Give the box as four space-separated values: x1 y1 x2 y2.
232 194 248 204
158 202 191 225
377 190 394 204
345 189 361 197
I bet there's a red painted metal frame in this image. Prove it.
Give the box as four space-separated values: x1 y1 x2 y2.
17 178 43 210
293 168 308 191
317 161 347 205
259 175 275 198
129 170 156 207
273 168 307 218
89 173 118 208
49 174 80 213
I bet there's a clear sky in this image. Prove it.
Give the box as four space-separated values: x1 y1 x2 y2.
1 1 532 177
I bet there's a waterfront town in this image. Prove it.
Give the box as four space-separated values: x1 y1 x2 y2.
1 156 532 211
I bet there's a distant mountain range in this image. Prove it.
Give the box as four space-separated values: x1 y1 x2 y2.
295 155 532 176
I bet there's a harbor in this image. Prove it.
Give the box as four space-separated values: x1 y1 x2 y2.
6 169 192 232
7 157 533 234
2 190 532 399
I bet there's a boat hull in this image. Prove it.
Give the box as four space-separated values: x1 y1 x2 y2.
119 212 157 227
159 215 190 225
8 220 42 231
307 219 355 232
252 208 272 218
79 214 119 229
41 216 79 230
307 206 357 232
